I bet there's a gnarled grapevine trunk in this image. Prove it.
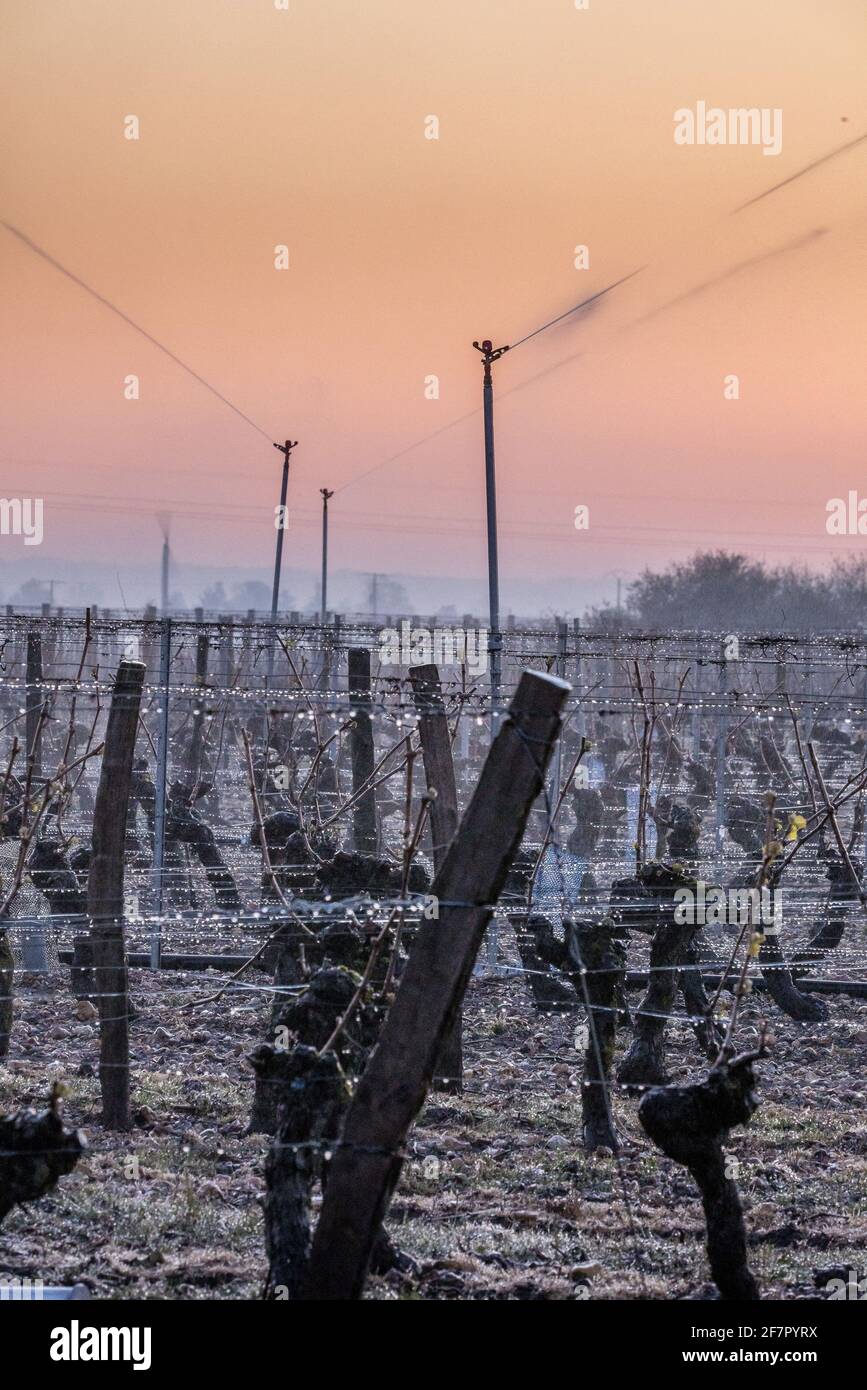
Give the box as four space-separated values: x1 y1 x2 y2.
248 964 374 1135
259 1045 349 1300
680 939 725 1061
570 920 627 1152
168 783 241 910
758 928 828 1023
0 929 12 1060
514 912 577 1013
794 859 860 967
618 915 699 1086
639 1048 764 1300
0 1089 86 1223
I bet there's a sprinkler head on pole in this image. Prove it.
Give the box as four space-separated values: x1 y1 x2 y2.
273 438 299 460
472 339 510 363
472 339 510 384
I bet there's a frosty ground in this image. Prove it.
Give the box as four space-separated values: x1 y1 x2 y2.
1 961 864 1302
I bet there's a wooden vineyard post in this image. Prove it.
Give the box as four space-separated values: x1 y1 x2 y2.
88 659 146 1130
714 637 729 873
21 630 51 972
409 663 459 868
141 604 158 683
149 620 172 970
348 647 377 854
185 631 209 785
409 662 462 1093
301 668 570 1300
218 616 234 689
25 631 44 781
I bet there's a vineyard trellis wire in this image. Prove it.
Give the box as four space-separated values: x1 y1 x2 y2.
0 611 866 984
1 610 866 1300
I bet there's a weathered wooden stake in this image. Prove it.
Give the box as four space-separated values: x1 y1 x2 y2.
409 663 459 867
348 648 377 853
25 632 44 781
88 660 146 1130
301 668 570 1299
185 632 209 783
410 662 462 1092
218 617 234 690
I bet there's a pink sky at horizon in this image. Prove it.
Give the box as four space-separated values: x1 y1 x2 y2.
1 0 866 600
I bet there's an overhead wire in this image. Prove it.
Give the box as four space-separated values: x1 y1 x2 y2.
1 221 275 444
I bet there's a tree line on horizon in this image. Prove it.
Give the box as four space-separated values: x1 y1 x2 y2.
587 551 867 633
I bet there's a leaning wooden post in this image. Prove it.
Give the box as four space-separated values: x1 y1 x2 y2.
409 662 462 1093
301 668 570 1300
88 660 146 1130
348 647 377 853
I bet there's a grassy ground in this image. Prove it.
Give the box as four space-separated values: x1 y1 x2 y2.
1 963 865 1300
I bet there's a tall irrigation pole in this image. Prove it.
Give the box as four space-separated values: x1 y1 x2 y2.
160 537 170 616
468 275 642 735
319 487 334 625
267 438 298 684
472 339 510 732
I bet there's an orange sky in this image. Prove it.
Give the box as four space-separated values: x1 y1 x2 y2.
1 0 866 606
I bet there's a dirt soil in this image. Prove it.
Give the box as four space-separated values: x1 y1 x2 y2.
1 963 865 1301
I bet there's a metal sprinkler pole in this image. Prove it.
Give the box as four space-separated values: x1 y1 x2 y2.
160 538 169 616
320 488 334 625
473 338 509 733
267 438 297 684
